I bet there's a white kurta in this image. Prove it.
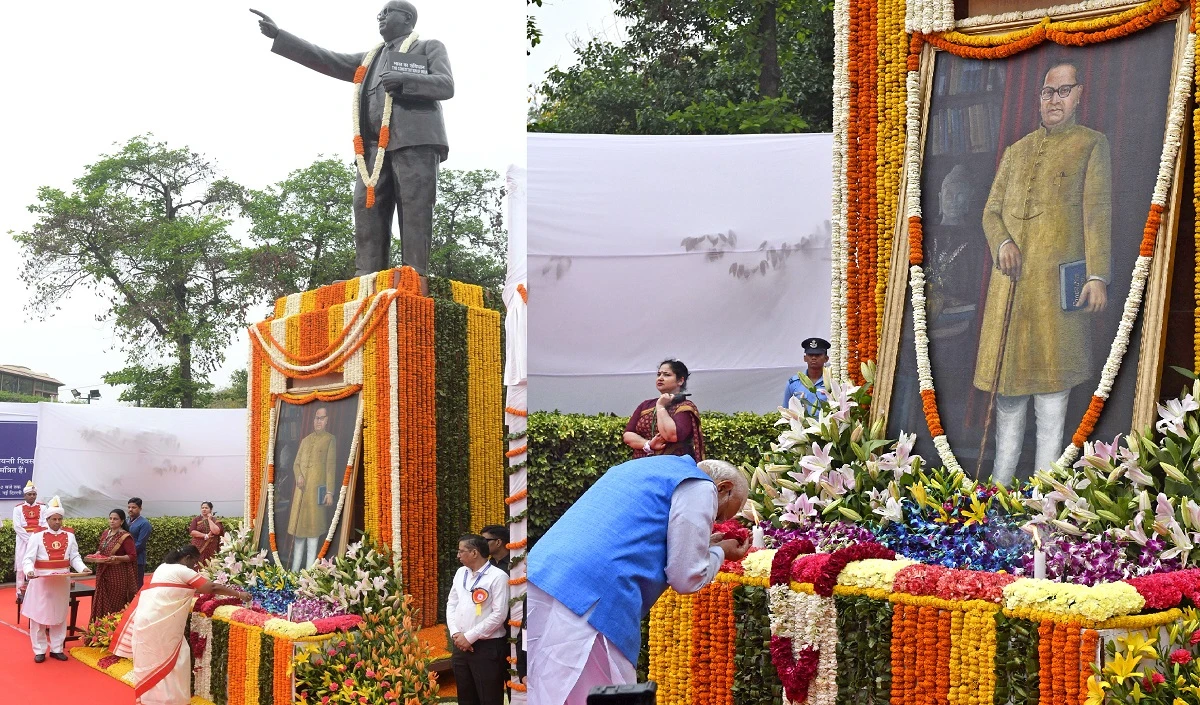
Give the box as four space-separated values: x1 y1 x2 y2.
21 528 85 626
12 502 48 585
527 479 724 705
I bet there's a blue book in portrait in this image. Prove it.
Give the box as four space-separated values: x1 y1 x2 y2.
1059 259 1087 312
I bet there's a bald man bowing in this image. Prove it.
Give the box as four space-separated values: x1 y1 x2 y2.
526 456 751 704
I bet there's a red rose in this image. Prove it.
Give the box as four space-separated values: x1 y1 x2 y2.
1171 649 1192 665
1153 672 1166 684
1191 630 1200 645
1142 676 1155 692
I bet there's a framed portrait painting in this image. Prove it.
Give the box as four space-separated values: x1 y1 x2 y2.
878 11 1191 484
254 389 364 570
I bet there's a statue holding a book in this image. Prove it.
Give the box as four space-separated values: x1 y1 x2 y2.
973 60 1112 485
252 2 453 287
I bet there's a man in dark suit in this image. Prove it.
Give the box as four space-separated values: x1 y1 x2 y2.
254 2 453 281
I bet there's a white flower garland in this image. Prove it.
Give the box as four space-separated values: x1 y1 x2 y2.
907 0 955 35
265 392 366 568
387 298 402 565
901 20 1195 473
352 34 419 201
957 0 1144 28
768 585 839 705
191 612 214 699
250 289 397 374
1056 29 1195 467
829 0 852 382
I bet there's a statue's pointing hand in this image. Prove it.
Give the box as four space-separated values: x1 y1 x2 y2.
250 9 279 39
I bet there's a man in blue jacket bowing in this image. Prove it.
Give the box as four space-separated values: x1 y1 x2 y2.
526 455 750 705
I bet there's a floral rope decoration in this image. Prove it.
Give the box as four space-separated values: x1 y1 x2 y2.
770 539 816 586
902 2 1196 472
351 35 418 208
767 584 838 704
264 390 365 567
250 290 399 379
647 589 694 705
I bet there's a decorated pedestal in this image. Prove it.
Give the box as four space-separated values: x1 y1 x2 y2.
245 266 505 624
649 544 1197 705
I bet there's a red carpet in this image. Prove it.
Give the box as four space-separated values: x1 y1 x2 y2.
0 582 135 704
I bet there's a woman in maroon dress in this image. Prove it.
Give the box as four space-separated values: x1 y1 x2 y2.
89 509 139 623
622 359 706 461
189 502 225 567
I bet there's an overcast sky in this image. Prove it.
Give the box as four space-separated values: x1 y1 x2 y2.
527 0 624 92
0 1 524 404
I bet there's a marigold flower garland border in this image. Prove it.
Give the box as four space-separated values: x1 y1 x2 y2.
902 1 1195 471
263 390 365 566
648 556 1185 705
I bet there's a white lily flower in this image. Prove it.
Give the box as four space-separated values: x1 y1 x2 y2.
873 496 904 523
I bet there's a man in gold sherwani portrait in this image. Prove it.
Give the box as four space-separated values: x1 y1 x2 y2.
974 60 1112 485
287 405 339 571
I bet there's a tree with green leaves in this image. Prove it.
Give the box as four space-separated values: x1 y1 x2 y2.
415 168 508 291
13 135 259 408
246 161 508 294
529 0 833 135
241 157 357 303
529 0 543 53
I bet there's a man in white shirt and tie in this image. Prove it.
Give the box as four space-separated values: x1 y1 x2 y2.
447 534 510 705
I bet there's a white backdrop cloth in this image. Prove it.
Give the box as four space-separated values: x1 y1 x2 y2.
30 403 246 518
504 164 528 387
528 133 833 414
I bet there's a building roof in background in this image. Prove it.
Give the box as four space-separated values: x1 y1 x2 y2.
0 365 64 386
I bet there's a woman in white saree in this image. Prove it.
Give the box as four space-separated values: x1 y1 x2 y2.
111 545 248 705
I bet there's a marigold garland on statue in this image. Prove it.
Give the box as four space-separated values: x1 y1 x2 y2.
351 34 418 208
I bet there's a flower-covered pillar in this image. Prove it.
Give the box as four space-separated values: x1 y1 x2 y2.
503 165 529 702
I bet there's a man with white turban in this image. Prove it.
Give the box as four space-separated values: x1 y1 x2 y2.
12 480 48 602
21 495 90 662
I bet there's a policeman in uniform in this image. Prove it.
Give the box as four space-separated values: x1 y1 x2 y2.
783 337 830 414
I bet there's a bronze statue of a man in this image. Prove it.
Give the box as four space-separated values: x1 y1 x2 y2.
253 2 453 279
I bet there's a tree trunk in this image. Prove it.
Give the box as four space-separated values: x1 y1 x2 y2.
758 1 781 99
179 334 193 408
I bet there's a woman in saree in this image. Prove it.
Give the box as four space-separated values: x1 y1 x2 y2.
112 545 248 705
622 359 706 461
188 501 224 566
88 508 140 623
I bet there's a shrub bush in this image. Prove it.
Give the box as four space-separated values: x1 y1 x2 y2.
0 515 243 583
528 411 779 546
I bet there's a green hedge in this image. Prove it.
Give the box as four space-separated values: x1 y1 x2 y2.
528 411 780 547
0 515 243 583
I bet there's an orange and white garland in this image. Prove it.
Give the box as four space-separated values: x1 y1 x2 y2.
352 34 419 208
901 3 1195 472
264 389 365 566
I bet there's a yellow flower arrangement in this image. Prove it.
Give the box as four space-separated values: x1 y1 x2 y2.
837 557 917 591
263 618 318 640
648 589 694 705
1002 578 1145 622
